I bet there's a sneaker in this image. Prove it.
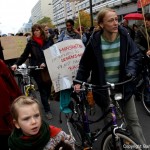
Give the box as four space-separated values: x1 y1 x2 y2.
45 112 53 120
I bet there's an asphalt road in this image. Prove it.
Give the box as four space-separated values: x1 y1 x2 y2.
44 98 150 150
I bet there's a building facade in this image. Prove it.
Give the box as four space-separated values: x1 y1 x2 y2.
31 0 53 25
29 0 150 30
53 0 150 30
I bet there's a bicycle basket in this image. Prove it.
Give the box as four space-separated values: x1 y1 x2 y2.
60 89 72 114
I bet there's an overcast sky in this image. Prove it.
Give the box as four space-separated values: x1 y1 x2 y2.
0 0 39 35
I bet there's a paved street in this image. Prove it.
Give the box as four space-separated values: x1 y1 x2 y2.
45 98 150 150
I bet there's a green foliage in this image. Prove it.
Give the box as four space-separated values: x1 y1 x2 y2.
37 16 55 28
74 10 97 29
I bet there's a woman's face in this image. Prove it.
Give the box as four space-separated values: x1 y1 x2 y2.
33 28 41 37
13 103 42 136
100 11 119 34
44 26 50 36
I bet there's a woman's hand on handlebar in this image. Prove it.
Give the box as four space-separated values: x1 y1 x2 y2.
11 64 17 71
146 49 150 57
74 84 81 93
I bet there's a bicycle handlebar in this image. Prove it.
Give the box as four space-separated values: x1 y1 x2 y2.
27 66 43 70
74 76 135 89
15 65 43 76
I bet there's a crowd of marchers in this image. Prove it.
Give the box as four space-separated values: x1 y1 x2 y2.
0 8 150 150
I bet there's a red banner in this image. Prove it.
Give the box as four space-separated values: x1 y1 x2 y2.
137 0 150 7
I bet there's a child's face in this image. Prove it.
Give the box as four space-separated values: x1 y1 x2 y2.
14 103 42 136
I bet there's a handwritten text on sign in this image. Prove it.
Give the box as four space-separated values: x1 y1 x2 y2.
44 39 85 92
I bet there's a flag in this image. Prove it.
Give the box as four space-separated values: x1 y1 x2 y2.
137 0 150 7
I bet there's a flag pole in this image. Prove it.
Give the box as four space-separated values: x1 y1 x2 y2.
139 0 150 49
78 10 82 39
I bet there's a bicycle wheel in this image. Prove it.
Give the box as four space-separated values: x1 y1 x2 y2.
67 117 84 148
141 85 150 115
17 76 25 94
101 131 141 150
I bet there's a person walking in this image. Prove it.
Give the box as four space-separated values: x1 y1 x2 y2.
0 59 22 150
134 13 150 105
11 24 54 120
74 7 147 149
57 19 81 42
57 19 81 103
122 19 134 40
8 95 75 150
135 13 150 55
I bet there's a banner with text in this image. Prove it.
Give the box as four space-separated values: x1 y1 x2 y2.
44 39 85 92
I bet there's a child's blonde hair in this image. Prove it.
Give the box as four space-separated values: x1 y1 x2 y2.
11 95 42 121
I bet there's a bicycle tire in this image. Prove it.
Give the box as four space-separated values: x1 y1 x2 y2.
17 76 25 94
141 85 150 115
101 131 141 150
67 118 84 148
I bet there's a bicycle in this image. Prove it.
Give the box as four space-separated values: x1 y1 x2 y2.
14 64 42 97
62 77 141 150
135 55 150 115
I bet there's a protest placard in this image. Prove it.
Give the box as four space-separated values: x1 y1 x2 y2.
0 36 27 60
44 39 85 92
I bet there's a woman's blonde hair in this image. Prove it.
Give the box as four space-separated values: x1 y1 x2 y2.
10 95 42 121
97 7 116 24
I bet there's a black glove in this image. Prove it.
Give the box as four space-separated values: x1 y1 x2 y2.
125 73 132 79
125 73 136 81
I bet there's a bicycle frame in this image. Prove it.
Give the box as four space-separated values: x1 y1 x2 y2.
15 65 41 96
69 78 134 149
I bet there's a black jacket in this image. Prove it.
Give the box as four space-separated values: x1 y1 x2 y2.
76 26 141 102
134 26 150 52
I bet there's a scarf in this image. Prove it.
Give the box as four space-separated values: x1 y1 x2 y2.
8 121 50 150
33 36 44 47
65 30 80 39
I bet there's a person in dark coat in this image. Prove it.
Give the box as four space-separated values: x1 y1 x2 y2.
11 24 54 120
122 19 135 40
134 13 150 105
74 7 147 148
135 13 150 54
0 59 22 150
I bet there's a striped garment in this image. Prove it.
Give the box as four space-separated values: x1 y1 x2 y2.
101 35 120 83
44 130 75 150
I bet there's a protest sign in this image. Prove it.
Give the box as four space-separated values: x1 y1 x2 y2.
44 39 85 92
0 36 27 60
